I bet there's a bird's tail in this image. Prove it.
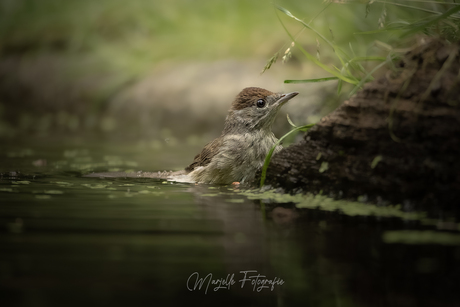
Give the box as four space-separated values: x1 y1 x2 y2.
83 170 187 179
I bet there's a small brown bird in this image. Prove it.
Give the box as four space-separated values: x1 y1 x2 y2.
185 87 298 184
85 87 298 184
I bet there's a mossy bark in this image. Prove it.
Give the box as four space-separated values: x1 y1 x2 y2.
258 39 460 209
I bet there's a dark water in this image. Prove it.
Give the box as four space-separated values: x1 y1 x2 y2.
1 137 459 307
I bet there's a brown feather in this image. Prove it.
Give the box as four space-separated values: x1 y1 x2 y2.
231 87 274 110
185 137 223 172
186 87 275 174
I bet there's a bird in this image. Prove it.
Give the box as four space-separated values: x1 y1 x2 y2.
184 87 298 184
84 87 298 184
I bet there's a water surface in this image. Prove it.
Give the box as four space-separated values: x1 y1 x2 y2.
1 137 459 307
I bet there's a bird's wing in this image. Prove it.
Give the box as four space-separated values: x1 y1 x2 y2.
185 137 222 172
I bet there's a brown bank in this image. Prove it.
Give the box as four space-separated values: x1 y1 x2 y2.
257 38 460 210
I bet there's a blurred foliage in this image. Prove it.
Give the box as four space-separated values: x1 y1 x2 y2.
0 0 300 137
1 0 459 138
259 0 460 184
6 0 457 79
0 0 297 75
264 0 460 95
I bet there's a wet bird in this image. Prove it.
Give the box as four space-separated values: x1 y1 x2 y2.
85 87 298 184
185 87 298 184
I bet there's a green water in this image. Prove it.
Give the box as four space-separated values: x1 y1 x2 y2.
1 137 459 307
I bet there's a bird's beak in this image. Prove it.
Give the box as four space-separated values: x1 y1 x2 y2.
276 91 299 106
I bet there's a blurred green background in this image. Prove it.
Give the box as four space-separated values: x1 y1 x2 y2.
0 0 457 140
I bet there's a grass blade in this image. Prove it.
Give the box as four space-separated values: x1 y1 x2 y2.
337 79 343 95
400 5 460 38
276 10 358 85
286 114 298 128
349 56 387 62
284 77 339 83
349 53 397 96
374 1 460 19
276 5 359 84
260 124 315 187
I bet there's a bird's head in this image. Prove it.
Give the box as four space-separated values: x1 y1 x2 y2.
224 87 299 132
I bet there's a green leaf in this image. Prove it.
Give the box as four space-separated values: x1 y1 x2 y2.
284 77 338 83
356 21 410 35
298 123 315 132
286 114 298 128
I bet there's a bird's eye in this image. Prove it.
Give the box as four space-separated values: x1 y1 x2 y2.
256 99 266 108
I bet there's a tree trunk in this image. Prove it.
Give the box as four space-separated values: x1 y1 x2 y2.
258 38 460 210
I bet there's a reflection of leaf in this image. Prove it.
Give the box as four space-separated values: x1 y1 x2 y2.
226 199 245 203
7 149 34 157
44 190 64 195
82 184 108 189
53 181 73 186
295 194 421 219
36 195 51 199
383 230 460 245
239 190 424 220
12 181 30 185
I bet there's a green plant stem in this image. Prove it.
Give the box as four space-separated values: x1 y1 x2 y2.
285 77 338 83
401 4 460 37
373 1 460 19
349 53 397 96
276 6 359 85
260 124 315 187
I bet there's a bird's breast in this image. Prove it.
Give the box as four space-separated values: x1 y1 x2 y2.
220 131 280 180
188 131 280 184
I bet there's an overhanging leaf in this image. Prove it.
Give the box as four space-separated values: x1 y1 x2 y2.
284 77 339 83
